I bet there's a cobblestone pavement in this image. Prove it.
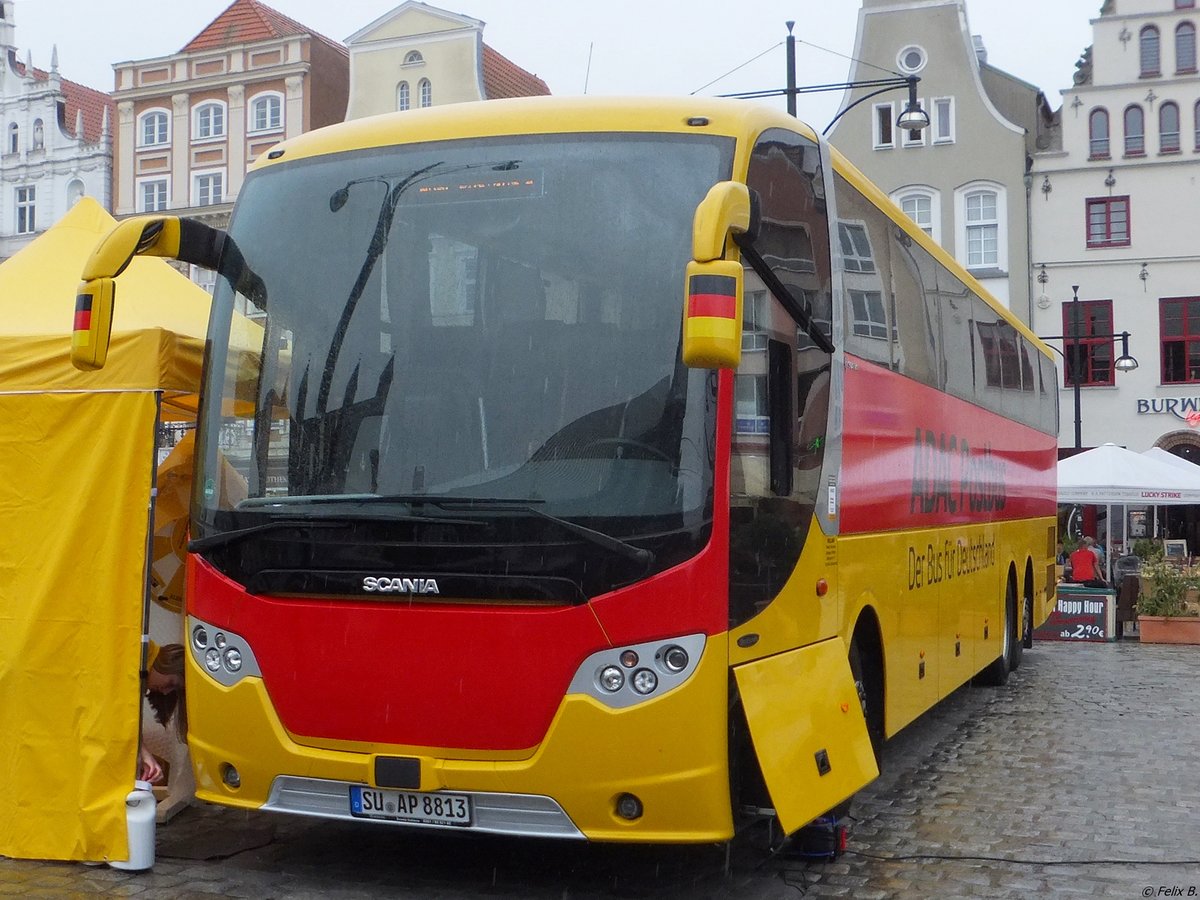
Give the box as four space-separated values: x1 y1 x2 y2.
3 640 1199 899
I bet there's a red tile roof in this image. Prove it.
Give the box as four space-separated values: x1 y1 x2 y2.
183 0 347 58
6 51 112 144
482 44 550 99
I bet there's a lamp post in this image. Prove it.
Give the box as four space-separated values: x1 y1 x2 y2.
1038 285 1139 451
721 23 930 135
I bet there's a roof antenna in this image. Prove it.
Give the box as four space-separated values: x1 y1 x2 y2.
583 42 593 94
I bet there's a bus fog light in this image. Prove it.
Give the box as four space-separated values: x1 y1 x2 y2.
616 793 643 820
204 648 221 672
221 764 241 788
619 649 639 668
661 645 689 673
631 668 658 695
223 648 243 672
215 632 228 649
598 665 625 692
191 625 208 650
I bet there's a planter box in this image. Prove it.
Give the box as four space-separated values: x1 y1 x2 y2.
1138 615 1200 645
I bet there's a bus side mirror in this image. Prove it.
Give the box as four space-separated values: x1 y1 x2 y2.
71 277 115 371
71 216 184 371
682 182 753 369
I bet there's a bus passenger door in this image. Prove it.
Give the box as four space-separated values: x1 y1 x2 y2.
733 638 879 833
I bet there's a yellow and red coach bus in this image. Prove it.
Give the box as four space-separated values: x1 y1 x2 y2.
73 96 1057 843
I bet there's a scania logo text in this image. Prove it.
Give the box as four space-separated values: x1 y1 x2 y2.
362 576 440 594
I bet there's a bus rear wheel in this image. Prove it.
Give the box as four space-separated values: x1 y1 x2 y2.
976 579 1017 686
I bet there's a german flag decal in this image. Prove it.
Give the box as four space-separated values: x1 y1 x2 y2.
73 292 93 333
688 274 737 319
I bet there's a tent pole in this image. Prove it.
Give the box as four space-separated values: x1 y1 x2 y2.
136 392 164 779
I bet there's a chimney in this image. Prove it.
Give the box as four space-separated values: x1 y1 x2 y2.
973 35 988 65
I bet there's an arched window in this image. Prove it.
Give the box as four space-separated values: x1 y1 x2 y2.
248 93 283 132
7 122 18 154
1141 25 1161 76
1178 22 1197 72
403 51 424 66
397 81 410 111
139 109 169 147
1124 105 1145 155
1161 101 1181 152
193 101 226 140
419 78 432 108
32 118 43 150
892 186 942 243
1088 107 1110 158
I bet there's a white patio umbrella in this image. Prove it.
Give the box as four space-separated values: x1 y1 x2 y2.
1058 443 1200 579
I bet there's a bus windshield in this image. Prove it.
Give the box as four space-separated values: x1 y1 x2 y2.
195 133 733 596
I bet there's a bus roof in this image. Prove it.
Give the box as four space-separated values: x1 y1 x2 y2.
251 95 819 171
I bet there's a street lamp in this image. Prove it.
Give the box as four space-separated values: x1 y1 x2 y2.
720 22 929 135
1038 284 1138 451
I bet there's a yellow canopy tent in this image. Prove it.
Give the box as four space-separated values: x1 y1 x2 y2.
0 198 221 862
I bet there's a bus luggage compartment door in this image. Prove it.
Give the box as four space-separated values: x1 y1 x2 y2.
732 637 879 834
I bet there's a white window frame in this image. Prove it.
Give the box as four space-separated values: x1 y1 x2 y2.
741 289 770 351
901 97 927 146
136 177 170 213
892 186 941 244
403 50 425 67
419 78 432 108
247 92 283 134
873 102 895 149
932 96 955 144
837 221 876 273
192 168 226 207
192 101 227 142
138 109 170 148
734 374 769 435
849 289 891 340
955 182 1007 273
15 185 35 234
397 81 410 111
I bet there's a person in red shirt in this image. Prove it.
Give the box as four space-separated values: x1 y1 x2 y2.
1069 537 1104 584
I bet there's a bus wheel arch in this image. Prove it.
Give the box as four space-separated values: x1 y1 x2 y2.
848 608 885 765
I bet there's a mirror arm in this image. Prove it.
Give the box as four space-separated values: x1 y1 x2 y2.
733 232 835 354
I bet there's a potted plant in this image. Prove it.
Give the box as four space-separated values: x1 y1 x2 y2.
1137 556 1200 644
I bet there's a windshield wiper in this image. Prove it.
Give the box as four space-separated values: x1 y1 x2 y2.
332 494 654 569
188 513 481 554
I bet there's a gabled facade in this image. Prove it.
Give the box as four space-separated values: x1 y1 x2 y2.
111 0 349 249
829 0 1052 323
345 1 549 121
0 0 111 262
1031 0 1200 462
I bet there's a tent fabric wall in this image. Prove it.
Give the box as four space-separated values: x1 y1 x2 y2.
0 198 219 861
0 392 156 860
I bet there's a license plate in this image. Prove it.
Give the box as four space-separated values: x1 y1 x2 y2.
349 786 472 827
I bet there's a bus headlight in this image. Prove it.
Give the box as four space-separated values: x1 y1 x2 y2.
568 634 706 709
187 616 262 686
598 665 625 692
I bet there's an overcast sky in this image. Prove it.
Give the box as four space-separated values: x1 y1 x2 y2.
14 0 1102 130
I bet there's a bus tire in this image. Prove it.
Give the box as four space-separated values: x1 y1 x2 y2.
1021 579 1035 651
848 620 884 769
976 578 1017 686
